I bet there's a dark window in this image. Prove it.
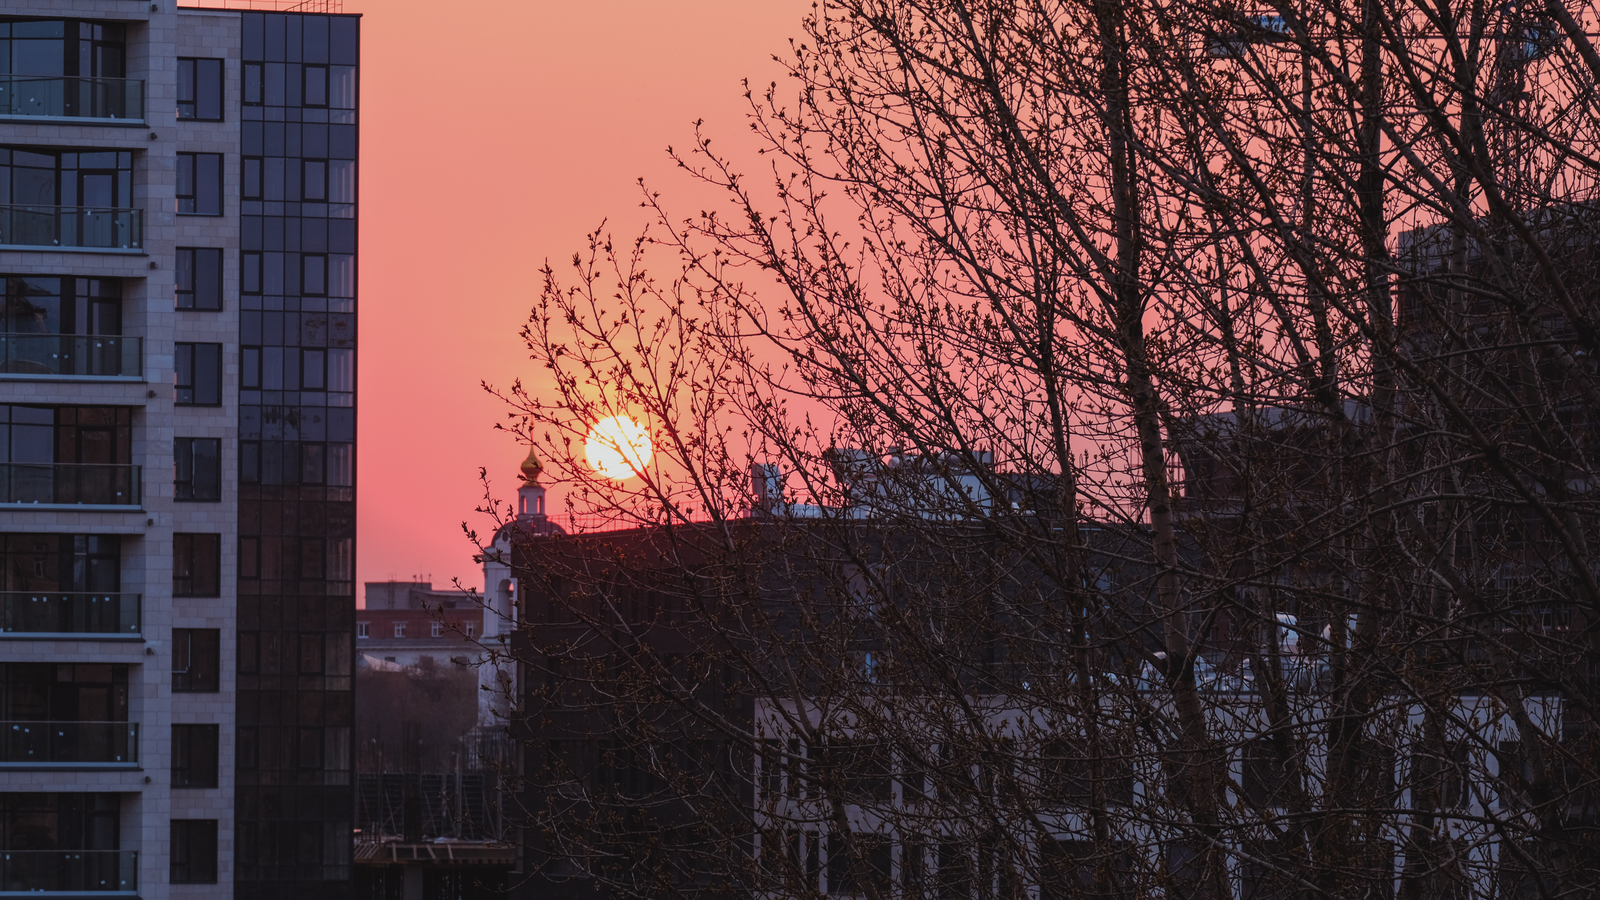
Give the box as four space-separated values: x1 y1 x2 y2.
174 437 221 501
298 726 323 768
174 343 222 406
238 536 259 579
1242 737 1290 808
241 252 261 294
177 58 223 121
176 152 222 215
937 842 970 900
302 254 326 294
0 533 121 593
303 64 328 106
302 349 326 391
242 157 261 199
1 274 122 334
172 628 220 692
299 632 324 673
1041 739 1135 807
827 833 890 897
175 248 222 310
0 662 129 722
172 724 220 787
171 819 218 883
0 147 135 213
0 793 120 852
243 62 262 105
173 533 221 597
302 160 327 201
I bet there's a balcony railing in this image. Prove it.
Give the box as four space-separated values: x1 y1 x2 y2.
0 464 141 506
0 206 141 250
0 850 136 893
0 722 137 764
1 593 140 636
0 75 144 120
0 334 140 379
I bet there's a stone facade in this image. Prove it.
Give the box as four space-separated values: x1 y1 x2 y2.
0 4 357 898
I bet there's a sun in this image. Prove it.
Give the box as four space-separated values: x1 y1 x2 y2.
585 416 653 480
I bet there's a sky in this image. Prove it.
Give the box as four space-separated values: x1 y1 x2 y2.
344 0 810 602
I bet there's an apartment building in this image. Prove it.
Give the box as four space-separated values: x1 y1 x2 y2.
0 3 359 898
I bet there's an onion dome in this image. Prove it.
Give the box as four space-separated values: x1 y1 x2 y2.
519 446 544 484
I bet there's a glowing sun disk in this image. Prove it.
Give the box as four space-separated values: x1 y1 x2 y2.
586 416 653 480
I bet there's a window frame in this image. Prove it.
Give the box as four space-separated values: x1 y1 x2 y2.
302 159 328 201
175 247 223 311
172 628 221 693
172 532 221 597
302 64 330 107
174 342 222 406
172 723 220 788
176 152 223 216
176 57 224 121
174 437 222 502
170 818 219 883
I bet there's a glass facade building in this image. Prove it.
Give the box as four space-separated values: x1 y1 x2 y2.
235 12 358 897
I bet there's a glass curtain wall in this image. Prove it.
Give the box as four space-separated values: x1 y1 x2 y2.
235 12 357 900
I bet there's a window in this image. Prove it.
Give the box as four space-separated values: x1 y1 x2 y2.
303 64 329 107
303 159 327 201
176 152 222 215
177 58 223 121
172 628 220 692
356 622 368 639
241 251 261 294
431 621 443 638
173 533 221 597
171 819 218 883
172 724 220 787
242 156 261 199
299 633 324 673
176 248 223 310
465 622 474 638
243 62 262 105
2 274 123 334
394 621 406 638
302 254 327 294
175 343 222 406
175 437 222 501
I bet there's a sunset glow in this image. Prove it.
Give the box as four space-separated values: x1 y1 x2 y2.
586 416 654 480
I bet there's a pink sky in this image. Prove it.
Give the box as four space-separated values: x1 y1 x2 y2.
346 0 810 600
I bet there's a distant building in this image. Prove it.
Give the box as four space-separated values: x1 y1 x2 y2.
356 582 480 671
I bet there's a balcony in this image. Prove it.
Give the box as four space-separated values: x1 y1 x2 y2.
0 593 140 637
0 722 137 765
0 335 141 380
0 206 141 251
0 464 141 507
0 76 144 122
0 850 137 893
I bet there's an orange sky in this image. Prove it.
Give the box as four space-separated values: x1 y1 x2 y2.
346 0 810 600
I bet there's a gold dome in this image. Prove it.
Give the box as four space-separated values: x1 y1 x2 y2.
519 446 544 484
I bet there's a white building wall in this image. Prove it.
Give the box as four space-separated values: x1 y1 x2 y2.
0 4 246 897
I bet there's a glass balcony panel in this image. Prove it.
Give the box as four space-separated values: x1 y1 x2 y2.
0 593 141 635
0 76 144 120
0 206 142 250
0 850 136 892
0 335 141 378
0 464 141 505
0 722 138 764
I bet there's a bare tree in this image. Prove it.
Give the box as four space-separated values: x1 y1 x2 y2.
479 2 1600 899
